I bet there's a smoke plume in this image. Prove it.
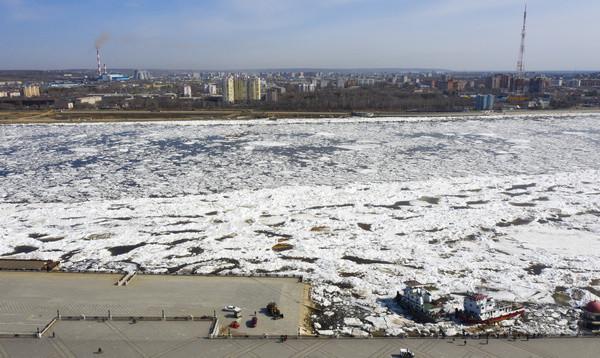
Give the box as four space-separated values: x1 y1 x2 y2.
94 32 110 50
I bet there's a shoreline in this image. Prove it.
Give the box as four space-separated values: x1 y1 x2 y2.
1 108 599 124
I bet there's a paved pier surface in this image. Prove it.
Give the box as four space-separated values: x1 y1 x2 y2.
0 326 598 358
1 272 598 357
0 272 304 336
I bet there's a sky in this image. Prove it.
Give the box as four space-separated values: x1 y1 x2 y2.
0 0 598 71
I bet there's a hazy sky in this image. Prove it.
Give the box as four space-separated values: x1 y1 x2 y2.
1 0 598 71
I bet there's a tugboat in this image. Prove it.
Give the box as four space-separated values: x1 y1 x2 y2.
394 281 446 323
456 291 524 324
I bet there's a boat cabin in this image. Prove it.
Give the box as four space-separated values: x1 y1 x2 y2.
463 291 515 321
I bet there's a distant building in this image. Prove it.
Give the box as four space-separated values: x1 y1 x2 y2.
422 80 435 88
511 77 528 93
298 83 315 92
248 77 261 100
524 98 550 109
268 86 286 94
22 85 40 98
76 96 103 105
54 101 73 110
134 70 150 80
101 73 129 82
435 80 461 91
485 74 512 90
230 77 261 101
205 84 217 95
476 94 494 110
222 77 234 103
529 76 551 93
234 78 248 101
266 89 278 102
579 78 600 87
183 85 192 97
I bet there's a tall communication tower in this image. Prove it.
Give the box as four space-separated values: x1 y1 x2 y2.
516 5 527 75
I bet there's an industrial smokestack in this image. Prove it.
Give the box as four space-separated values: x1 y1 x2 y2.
104 64 107 75
94 32 110 78
97 50 101 77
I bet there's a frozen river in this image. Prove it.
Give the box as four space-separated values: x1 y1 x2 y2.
1 114 600 203
1 113 599 336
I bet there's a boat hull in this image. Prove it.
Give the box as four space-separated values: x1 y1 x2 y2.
457 309 524 325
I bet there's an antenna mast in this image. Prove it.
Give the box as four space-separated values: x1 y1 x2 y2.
516 5 527 75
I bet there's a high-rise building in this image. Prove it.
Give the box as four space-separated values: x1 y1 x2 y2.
529 76 551 93
229 76 261 101
247 77 261 100
222 77 234 103
485 74 512 90
183 85 192 97
234 78 248 101
205 84 217 95
476 94 494 110
22 85 40 98
298 83 315 92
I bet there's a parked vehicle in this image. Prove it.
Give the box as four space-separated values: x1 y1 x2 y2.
251 316 258 327
224 305 241 312
267 302 280 316
267 302 284 318
396 348 414 357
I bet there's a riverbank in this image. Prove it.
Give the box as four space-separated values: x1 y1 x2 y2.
1 108 599 124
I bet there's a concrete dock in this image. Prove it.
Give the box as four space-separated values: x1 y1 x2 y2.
0 272 304 337
0 271 598 357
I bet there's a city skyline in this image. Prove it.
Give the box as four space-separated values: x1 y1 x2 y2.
1 0 599 71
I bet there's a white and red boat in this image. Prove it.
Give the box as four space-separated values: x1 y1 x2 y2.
456 291 524 324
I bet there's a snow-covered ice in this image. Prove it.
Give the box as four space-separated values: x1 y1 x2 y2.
1 113 599 335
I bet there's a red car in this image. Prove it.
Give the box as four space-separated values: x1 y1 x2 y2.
250 316 257 328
